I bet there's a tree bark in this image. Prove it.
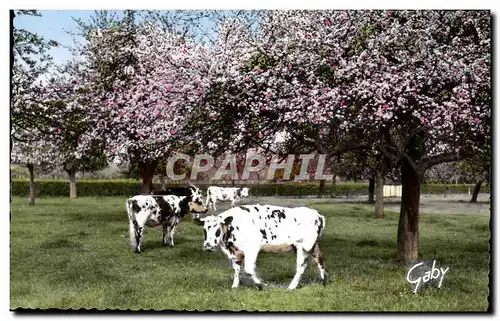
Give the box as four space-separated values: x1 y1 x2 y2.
374 169 385 218
318 179 326 197
159 173 166 190
396 158 421 262
27 163 35 205
139 160 158 194
368 177 375 204
67 169 77 199
470 180 483 203
331 176 336 197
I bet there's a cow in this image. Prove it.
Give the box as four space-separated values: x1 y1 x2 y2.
126 189 208 253
152 183 205 219
205 186 250 211
199 204 327 290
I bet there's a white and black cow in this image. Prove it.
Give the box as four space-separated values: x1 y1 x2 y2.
200 204 327 290
126 189 207 253
152 183 206 219
205 186 250 210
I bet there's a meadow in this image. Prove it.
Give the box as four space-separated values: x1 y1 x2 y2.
10 196 490 311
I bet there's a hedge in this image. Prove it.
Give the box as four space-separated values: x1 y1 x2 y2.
10 179 489 198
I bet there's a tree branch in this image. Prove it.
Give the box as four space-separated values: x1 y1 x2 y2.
419 152 463 172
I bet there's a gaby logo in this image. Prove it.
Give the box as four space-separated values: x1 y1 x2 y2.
406 259 449 293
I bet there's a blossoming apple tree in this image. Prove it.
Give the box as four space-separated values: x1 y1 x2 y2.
205 10 490 261
44 61 108 198
85 22 212 193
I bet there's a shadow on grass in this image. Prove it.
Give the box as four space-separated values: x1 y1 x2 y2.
41 238 82 250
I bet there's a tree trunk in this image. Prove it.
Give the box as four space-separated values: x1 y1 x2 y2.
159 173 166 190
374 169 385 218
396 158 421 262
27 163 35 205
368 177 375 204
470 180 483 203
67 169 77 199
331 177 336 197
139 160 158 194
318 179 326 197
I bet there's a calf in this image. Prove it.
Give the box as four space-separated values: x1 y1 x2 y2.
200 204 327 290
205 186 250 210
126 189 207 253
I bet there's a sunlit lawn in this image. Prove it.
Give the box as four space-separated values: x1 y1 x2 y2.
10 196 490 311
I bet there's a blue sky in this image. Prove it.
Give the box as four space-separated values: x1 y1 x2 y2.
13 10 114 65
13 10 228 66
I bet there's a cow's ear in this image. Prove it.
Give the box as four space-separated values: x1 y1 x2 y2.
223 216 233 226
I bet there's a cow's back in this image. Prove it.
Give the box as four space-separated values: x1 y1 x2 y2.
225 205 324 248
152 187 191 197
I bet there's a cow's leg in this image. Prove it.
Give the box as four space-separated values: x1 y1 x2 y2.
243 250 265 290
205 193 211 210
132 220 144 253
128 219 140 252
312 243 327 285
163 219 177 246
221 247 242 288
169 223 177 246
230 249 245 288
212 200 217 211
288 246 311 290
162 222 171 246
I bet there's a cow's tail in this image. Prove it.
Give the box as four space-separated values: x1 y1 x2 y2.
317 213 326 240
126 199 139 252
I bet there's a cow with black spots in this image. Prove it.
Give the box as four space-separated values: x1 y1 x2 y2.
126 188 207 253
152 183 206 219
205 186 250 211
200 204 327 290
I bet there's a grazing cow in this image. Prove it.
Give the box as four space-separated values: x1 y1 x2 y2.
200 204 327 290
152 184 205 219
126 189 207 253
205 186 250 210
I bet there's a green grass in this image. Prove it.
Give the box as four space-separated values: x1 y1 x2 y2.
10 197 490 311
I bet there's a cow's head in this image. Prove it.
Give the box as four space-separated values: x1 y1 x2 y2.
240 187 250 198
200 215 233 252
187 184 208 213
